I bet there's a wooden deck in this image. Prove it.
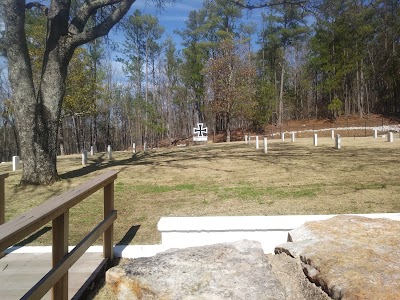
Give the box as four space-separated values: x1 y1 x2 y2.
0 251 105 299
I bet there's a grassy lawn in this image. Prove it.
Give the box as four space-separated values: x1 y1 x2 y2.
1 136 400 247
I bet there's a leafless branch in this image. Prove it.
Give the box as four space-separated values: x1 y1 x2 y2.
25 2 48 15
69 0 135 48
231 0 307 10
69 0 123 34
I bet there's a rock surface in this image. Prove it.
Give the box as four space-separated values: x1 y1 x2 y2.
106 240 328 300
275 215 400 300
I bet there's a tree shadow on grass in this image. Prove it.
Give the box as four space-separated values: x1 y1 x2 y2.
59 153 151 180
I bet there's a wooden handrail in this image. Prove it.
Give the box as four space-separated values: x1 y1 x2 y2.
0 173 9 258
0 170 118 300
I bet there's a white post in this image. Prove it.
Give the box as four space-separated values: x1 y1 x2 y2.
335 134 341 150
143 142 147 152
264 138 267 154
388 132 394 143
12 156 20 171
90 145 94 156
313 134 318 146
244 135 248 144
132 143 136 154
82 150 88 166
248 135 251 144
255 136 259 149
331 129 335 139
107 145 112 159
281 132 285 141
291 132 295 142
374 129 378 139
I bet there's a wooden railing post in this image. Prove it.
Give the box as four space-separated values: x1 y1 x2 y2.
0 173 9 225
0 173 9 258
103 181 114 261
52 211 69 300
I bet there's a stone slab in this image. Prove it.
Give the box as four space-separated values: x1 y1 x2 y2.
275 215 400 300
106 240 287 300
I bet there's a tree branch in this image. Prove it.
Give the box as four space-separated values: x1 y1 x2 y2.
69 0 123 34
230 0 307 10
69 0 136 48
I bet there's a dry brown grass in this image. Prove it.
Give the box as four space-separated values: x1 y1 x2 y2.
1 136 400 248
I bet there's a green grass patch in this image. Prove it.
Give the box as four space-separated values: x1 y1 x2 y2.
133 183 196 194
115 182 125 192
220 184 321 200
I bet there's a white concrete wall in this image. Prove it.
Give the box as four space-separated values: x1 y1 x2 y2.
7 213 400 258
158 214 400 254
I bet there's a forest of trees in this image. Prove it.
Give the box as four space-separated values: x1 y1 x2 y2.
1 0 399 162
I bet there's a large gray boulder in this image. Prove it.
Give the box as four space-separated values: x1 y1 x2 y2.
275 215 400 300
106 240 286 300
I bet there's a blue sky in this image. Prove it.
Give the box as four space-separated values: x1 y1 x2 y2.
113 0 264 51
107 0 267 81
121 0 204 48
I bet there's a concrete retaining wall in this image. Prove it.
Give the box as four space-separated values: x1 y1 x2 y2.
6 213 400 258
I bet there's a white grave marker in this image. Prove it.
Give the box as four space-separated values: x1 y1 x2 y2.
281 132 285 141
255 136 259 149
82 150 88 165
264 138 268 154
107 145 112 159
132 143 136 154
374 129 378 139
388 132 394 143
335 134 341 150
331 129 335 139
193 123 208 142
244 135 248 144
291 132 295 142
248 135 251 144
143 142 147 152
313 134 318 146
12 156 20 171
90 146 94 156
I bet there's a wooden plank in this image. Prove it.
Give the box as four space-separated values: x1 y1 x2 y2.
21 210 117 300
0 170 118 252
52 212 69 300
103 182 114 261
71 258 107 300
0 172 9 180
0 252 104 300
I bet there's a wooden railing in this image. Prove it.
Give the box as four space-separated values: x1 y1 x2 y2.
0 170 118 300
0 172 9 258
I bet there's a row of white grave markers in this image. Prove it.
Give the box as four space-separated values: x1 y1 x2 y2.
247 134 333 151
83 145 112 165
246 129 397 144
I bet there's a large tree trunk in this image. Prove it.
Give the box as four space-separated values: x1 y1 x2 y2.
278 63 285 125
17 42 69 184
225 114 231 143
3 0 65 184
2 0 135 184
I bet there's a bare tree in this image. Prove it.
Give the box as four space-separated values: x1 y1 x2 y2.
0 0 171 184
